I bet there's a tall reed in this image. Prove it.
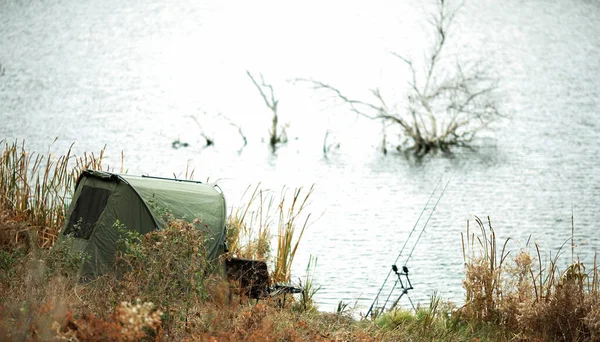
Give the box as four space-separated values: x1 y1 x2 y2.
273 185 313 283
226 184 314 284
295 255 321 312
226 184 273 261
461 216 510 323
0 140 110 247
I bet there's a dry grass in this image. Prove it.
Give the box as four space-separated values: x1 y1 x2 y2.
3 208 599 341
462 216 600 341
226 184 314 284
2 141 600 341
0 140 114 248
273 185 313 284
225 184 273 262
461 216 510 324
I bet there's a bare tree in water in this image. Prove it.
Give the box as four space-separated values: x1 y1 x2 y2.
247 71 287 152
299 0 501 156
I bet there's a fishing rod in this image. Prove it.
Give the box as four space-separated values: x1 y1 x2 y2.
383 170 455 312
364 174 443 318
365 173 444 318
380 172 454 313
404 170 455 266
365 170 454 318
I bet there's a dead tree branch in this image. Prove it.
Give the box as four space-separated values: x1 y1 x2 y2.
246 71 287 151
219 113 247 147
216 112 248 154
187 113 214 147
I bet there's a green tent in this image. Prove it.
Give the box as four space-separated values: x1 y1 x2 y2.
59 170 227 278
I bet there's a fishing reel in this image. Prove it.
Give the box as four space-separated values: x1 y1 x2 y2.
392 264 409 275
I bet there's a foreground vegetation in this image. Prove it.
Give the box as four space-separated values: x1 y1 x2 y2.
1 141 599 341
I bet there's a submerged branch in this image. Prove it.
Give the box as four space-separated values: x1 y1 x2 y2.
247 71 285 150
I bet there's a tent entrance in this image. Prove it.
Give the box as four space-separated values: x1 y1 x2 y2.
63 185 111 239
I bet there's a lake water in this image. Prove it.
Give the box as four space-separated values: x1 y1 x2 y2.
1 0 599 313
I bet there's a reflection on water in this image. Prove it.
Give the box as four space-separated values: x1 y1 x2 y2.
1 0 599 312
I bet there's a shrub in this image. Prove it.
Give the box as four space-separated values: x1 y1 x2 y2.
112 218 214 332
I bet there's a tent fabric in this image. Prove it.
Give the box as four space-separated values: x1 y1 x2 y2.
59 170 227 279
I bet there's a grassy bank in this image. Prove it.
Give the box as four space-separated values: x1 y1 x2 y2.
1 141 599 341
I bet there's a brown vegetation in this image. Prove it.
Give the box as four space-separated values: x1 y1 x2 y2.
225 183 314 284
0 139 117 247
462 216 600 341
0 215 369 341
1 141 599 341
